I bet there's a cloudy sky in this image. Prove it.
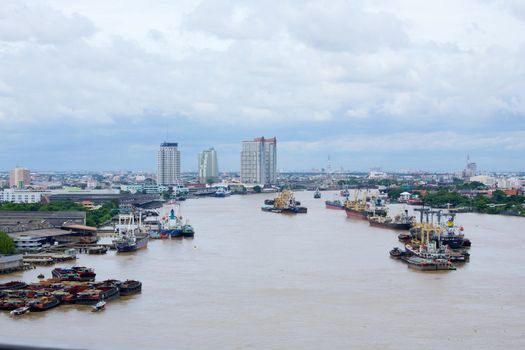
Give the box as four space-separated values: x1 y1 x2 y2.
0 0 524 172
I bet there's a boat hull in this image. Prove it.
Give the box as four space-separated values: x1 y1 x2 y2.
369 221 413 230
345 208 368 220
115 236 148 252
28 298 61 312
159 229 184 237
325 201 344 210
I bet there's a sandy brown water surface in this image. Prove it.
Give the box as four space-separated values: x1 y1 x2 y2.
1 191 524 349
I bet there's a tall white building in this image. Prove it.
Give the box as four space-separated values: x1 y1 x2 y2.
240 137 277 184
198 148 219 184
157 142 181 186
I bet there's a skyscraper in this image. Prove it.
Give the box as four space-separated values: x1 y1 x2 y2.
464 155 477 179
157 142 180 186
198 148 219 184
9 167 30 189
240 137 277 184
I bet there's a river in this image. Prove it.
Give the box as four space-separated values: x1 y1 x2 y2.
1 191 524 349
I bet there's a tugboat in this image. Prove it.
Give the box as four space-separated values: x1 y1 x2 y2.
389 247 406 259
92 300 106 312
215 187 231 197
369 209 415 230
10 306 30 316
314 188 321 199
261 190 307 214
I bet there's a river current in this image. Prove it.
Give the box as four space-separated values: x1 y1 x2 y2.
1 191 524 349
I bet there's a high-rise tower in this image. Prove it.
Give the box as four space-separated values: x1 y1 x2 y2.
198 148 219 184
240 137 277 185
157 142 181 186
9 167 30 189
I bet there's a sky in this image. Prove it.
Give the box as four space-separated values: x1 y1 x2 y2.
0 0 524 172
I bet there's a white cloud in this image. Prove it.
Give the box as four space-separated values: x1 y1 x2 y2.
0 1 94 44
0 0 524 131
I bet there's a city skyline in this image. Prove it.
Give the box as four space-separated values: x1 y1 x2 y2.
0 1 525 172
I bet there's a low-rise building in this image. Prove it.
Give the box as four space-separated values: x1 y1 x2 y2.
0 189 45 203
13 235 48 251
0 254 23 273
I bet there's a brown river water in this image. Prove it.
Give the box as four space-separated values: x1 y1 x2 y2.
1 191 524 349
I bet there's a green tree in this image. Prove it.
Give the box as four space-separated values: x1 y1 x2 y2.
253 185 262 193
386 187 404 201
0 231 16 255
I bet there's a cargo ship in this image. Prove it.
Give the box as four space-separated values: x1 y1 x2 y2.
159 205 195 238
115 235 148 252
409 209 471 249
369 210 414 230
344 190 388 220
262 190 307 214
114 213 148 252
395 224 457 271
344 196 368 220
325 200 344 210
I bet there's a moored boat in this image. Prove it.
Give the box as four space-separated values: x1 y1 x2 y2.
215 187 231 197
159 205 195 238
0 281 27 290
389 247 406 259
369 210 414 230
402 256 454 271
118 280 142 296
115 235 148 252
114 213 149 252
345 207 369 220
51 268 81 281
27 296 61 312
325 200 344 210
76 286 119 305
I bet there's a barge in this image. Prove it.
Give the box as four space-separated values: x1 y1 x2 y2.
262 190 307 214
